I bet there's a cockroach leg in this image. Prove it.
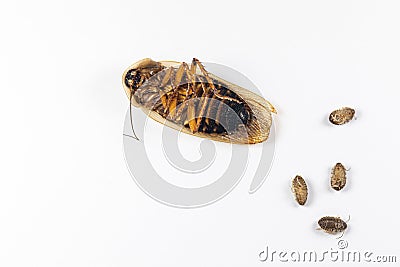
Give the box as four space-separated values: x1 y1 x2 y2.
193 58 241 104
189 60 206 128
168 93 178 117
175 63 195 118
160 67 173 87
195 77 211 130
205 93 216 125
187 97 197 133
173 63 186 88
163 64 184 116
165 63 188 118
190 58 197 75
160 91 168 109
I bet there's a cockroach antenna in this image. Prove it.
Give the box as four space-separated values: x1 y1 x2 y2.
336 231 345 239
124 89 139 140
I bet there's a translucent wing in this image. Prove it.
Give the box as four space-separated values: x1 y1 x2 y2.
207 71 276 144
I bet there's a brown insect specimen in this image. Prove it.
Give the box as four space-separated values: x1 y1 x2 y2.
329 107 355 125
291 175 308 205
317 216 349 238
331 163 347 191
122 58 276 144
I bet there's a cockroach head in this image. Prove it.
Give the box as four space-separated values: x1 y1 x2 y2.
123 58 163 93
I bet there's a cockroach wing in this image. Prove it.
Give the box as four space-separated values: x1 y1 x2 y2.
207 72 276 144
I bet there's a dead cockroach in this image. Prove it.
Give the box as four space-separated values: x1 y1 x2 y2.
329 107 355 125
122 58 276 144
317 216 350 239
291 175 308 205
331 163 347 191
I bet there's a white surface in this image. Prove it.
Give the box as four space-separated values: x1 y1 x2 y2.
1 0 400 266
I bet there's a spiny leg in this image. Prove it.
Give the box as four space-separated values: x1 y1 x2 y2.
159 66 176 111
173 62 185 88
192 59 229 130
173 62 198 133
192 58 241 104
160 66 173 87
160 67 177 115
205 92 217 125
174 63 197 118
168 92 178 117
187 96 197 133
159 91 168 110
188 59 209 130
194 76 212 130
164 63 191 118
190 58 198 75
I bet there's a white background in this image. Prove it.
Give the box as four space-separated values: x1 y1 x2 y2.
1 0 400 266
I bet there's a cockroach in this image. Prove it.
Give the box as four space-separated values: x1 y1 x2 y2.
329 107 355 125
331 163 347 191
291 175 308 205
122 58 276 144
317 216 350 238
